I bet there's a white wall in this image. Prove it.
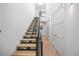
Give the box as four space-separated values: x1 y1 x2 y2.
47 3 65 55
48 3 79 56
65 3 79 56
0 3 35 56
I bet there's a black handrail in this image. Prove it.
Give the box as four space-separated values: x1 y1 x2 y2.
29 17 43 56
36 17 43 56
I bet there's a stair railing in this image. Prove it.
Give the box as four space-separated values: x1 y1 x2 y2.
36 17 43 56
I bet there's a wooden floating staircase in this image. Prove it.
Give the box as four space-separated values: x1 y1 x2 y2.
25 32 36 35
23 35 37 39
21 39 36 43
12 17 43 56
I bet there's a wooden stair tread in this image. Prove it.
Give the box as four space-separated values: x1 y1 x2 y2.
12 50 36 56
27 30 35 32
26 32 36 33
21 39 36 41
25 32 36 35
23 35 37 38
28 27 37 29
22 38 36 40
21 39 36 43
21 39 36 42
17 44 36 47
24 35 37 37
17 44 36 50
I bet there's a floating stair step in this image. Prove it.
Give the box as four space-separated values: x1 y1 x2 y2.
29 26 37 28
21 39 36 43
28 27 37 30
23 35 37 39
29 26 37 29
17 44 36 50
12 50 36 56
25 32 36 35
28 28 37 31
27 30 36 32
27 30 34 32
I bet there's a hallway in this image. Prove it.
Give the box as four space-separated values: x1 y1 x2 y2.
42 36 60 56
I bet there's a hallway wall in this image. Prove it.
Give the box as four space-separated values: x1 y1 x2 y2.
0 3 35 56
48 3 79 56
47 3 65 55
65 3 79 56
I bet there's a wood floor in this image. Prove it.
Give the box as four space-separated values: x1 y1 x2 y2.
42 36 61 56
13 50 36 56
